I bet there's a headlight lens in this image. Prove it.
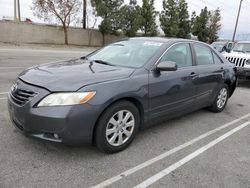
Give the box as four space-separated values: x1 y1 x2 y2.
37 92 96 107
246 59 250 65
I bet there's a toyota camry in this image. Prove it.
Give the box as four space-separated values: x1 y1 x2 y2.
8 38 237 153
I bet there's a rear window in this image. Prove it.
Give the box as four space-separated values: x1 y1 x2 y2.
194 44 214 65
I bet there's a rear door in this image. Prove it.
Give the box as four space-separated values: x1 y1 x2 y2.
148 42 197 119
191 43 225 107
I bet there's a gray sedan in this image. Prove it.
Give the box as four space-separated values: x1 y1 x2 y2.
8 38 237 153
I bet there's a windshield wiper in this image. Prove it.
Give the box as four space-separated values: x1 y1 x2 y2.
91 60 115 66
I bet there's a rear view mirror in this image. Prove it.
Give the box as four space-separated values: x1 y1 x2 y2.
156 61 177 71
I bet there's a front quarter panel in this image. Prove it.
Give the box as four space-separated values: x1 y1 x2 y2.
79 68 149 127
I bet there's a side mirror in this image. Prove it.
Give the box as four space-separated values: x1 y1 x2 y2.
156 61 177 71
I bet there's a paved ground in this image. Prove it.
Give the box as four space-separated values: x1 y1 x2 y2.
0 46 250 188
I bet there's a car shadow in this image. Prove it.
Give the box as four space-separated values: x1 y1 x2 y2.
26 109 207 156
238 80 250 88
20 110 205 158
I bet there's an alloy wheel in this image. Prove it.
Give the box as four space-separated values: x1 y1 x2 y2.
217 88 228 109
106 110 135 147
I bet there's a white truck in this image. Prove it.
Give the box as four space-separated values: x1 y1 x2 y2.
223 41 250 80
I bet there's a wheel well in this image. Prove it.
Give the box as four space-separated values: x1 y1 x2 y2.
225 80 236 97
92 97 144 143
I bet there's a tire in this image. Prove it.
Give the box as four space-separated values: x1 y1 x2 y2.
209 84 229 113
95 101 140 153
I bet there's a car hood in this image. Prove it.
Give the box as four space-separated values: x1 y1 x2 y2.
19 59 135 91
223 51 250 59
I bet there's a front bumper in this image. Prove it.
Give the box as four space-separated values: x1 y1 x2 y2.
7 80 100 145
237 67 250 79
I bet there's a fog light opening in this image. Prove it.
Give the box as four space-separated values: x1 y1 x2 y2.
54 134 59 139
43 133 60 140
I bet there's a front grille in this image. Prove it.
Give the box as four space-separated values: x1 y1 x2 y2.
10 89 36 106
225 57 246 67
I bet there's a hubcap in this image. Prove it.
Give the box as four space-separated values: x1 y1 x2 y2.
217 88 227 109
106 110 135 147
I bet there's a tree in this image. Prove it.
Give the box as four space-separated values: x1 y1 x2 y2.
160 0 190 38
177 0 190 38
208 8 221 43
91 0 124 44
160 0 179 37
32 0 81 45
191 7 210 42
140 0 158 36
190 11 196 29
119 0 143 37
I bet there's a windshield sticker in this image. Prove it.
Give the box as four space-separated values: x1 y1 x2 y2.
144 42 163 47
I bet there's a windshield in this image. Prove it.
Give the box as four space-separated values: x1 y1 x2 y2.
232 43 250 53
87 40 163 68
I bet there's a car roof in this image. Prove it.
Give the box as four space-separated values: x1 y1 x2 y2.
128 37 194 43
211 42 226 44
117 37 215 48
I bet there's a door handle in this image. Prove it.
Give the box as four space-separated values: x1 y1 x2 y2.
189 72 198 79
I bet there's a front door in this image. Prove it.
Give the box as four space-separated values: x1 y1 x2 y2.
148 43 197 120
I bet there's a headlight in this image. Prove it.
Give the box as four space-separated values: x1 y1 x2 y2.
37 92 96 107
246 59 250 65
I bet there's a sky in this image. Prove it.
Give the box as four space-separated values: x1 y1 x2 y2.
0 0 249 40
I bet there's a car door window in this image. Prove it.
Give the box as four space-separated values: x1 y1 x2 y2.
160 43 193 68
194 44 214 65
213 52 223 64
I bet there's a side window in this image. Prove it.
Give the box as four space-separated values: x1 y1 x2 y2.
194 44 214 65
213 52 223 64
160 43 193 68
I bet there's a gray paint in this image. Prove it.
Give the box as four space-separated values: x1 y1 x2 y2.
7 38 237 144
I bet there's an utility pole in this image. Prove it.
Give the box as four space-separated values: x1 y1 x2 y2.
83 0 87 29
17 0 21 21
14 0 17 20
232 0 243 42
